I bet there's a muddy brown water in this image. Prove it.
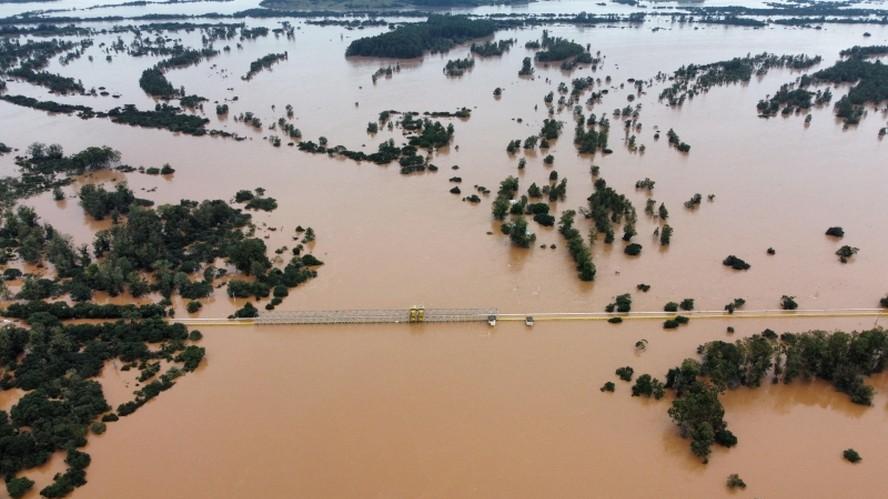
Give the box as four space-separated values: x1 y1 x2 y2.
0 12 887 499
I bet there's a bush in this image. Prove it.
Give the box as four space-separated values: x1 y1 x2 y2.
723 255 751 270
232 302 259 318
615 366 634 381
186 301 202 313
780 295 798 310
825 226 844 238
680 298 695 311
663 319 680 329
664 302 679 312
600 381 615 392
726 474 746 490
607 316 623 324
843 448 861 463
624 243 642 256
6 477 35 498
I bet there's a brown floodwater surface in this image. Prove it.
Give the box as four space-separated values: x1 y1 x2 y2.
1 11 887 499
79 318 888 499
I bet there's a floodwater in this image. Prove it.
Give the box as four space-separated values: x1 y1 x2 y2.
1 5 888 498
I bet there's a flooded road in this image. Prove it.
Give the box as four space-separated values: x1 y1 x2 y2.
1 6 887 498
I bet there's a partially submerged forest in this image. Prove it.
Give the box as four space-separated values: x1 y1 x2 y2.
0 1 887 496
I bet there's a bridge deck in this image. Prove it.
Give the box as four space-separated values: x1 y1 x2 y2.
256 308 498 325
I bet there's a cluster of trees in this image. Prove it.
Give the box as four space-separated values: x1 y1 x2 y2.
233 188 278 212
586 178 636 245
558 210 596 281
0 143 120 205
139 67 180 99
0 312 204 497
658 52 822 106
519 56 533 76
470 39 514 57
3 189 320 309
756 83 830 117
811 53 888 124
605 293 632 313
140 48 217 98
243 52 288 80
79 182 150 220
652 328 888 461
534 31 588 62
666 129 691 152
108 104 212 136
345 15 496 58
443 57 474 76
574 112 609 154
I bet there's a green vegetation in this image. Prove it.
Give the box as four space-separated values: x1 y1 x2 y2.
605 293 632 313
810 50 888 124
519 56 534 76
600 381 615 392
0 312 204 497
836 245 859 263
621 328 888 463
843 448 861 463
108 104 211 136
826 226 845 238
586 178 635 244
659 53 822 106
444 57 474 76
726 474 746 490
666 129 690 153
723 255 751 270
0 143 120 206
781 295 798 310
534 30 588 62
558 210 596 281
470 39 514 57
615 366 634 381
345 15 496 58
79 183 149 220
243 52 288 80
631 374 665 399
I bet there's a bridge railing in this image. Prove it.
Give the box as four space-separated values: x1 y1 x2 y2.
256 308 497 325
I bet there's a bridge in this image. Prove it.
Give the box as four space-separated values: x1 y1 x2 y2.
256 307 498 325
170 307 888 327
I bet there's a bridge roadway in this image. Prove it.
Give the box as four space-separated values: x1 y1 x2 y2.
170 308 888 327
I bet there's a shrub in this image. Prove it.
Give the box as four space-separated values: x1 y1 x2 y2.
780 295 798 310
843 448 861 463
600 381 615 392
723 255 751 270
615 366 634 381
6 477 35 498
726 474 746 490
825 226 844 238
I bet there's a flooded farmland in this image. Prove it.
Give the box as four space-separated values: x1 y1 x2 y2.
0 0 887 497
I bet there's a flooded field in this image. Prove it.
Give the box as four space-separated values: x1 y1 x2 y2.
1 1 888 498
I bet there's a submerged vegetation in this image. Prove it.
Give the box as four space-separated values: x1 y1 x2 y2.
658 53 822 106
345 15 495 58
621 328 888 463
